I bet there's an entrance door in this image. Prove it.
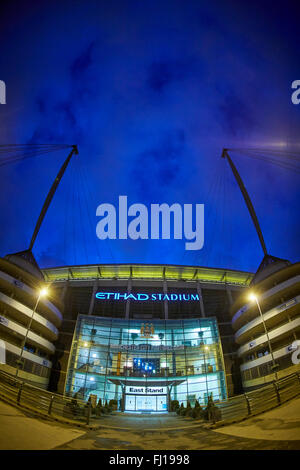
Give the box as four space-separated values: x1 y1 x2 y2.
136 395 156 411
157 395 167 411
125 394 167 412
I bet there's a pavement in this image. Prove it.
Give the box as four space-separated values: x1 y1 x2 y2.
0 397 300 450
215 397 300 441
0 399 85 450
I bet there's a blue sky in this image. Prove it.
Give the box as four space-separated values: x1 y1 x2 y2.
0 0 299 273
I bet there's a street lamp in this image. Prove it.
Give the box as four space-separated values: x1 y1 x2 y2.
15 287 49 378
248 293 279 378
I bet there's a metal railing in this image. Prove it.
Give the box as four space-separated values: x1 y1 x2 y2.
0 368 299 426
217 371 300 424
0 370 94 425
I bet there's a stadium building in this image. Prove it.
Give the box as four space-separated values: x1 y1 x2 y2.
0 146 299 412
41 262 253 411
0 251 63 389
231 255 300 391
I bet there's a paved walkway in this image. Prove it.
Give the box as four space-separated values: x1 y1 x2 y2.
0 397 300 449
215 398 300 442
0 400 85 450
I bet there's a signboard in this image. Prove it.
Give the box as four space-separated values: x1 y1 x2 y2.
13 279 23 288
110 343 184 352
125 386 167 395
0 315 9 327
95 292 200 302
140 323 154 338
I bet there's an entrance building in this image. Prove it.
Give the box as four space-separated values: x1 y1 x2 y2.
124 385 167 412
65 315 227 411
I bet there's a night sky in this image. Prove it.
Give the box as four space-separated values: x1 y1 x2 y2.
0 0 299 273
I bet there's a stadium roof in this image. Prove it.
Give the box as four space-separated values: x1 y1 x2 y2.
42 263 253 286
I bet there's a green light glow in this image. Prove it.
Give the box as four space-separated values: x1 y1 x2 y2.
42 264 253 286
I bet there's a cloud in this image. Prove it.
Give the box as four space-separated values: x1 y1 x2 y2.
147 58 196 93
218 92 257 136
130 129 186 200
70 41 96 78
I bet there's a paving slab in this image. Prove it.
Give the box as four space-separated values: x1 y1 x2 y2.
215 397 300 441
0 400 85 450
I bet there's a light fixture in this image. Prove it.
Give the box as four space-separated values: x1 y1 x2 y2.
39 287 49 297
248 293 257 302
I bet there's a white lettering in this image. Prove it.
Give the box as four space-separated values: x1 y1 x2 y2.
96 203 116 239
128 203 148 239
291 340 300 364
150 203 182 239
0 80 6 104
95 197 205 251
184 203 204 250
0 339 5 364
291 80 300 105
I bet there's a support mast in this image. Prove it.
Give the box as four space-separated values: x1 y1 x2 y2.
29 145 78 251
221 148 267 256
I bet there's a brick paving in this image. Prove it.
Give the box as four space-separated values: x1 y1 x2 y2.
0 397 300 450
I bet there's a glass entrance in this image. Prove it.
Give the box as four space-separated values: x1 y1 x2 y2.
125 394 167 412
136 396 155 411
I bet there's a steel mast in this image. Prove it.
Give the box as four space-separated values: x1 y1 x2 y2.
221 148 268 256
28 144 78 251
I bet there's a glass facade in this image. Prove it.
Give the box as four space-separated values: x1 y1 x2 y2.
65 315 227 412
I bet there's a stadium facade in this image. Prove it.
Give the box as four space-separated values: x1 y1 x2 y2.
43 262 252 409
231 255 300 390
1 252 299 412
0 251 63 388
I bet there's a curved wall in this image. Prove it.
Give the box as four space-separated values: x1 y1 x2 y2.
0 257 63 388
231 261 300 390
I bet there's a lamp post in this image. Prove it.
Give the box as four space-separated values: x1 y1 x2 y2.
15 287 49 378
249 293 279 379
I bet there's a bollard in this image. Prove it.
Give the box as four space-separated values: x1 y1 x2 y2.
48 395 55 415
17 382 24 404
273 381 281 404
244 393 251 415
86 401 92 425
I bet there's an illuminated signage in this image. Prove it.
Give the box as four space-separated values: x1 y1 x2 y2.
95 292 200 301
140 323 154 338
110 343 184 352
126 386 167 395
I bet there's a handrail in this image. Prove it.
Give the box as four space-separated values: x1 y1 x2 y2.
0 368 299 425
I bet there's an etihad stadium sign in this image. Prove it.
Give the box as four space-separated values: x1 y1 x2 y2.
95 292 200 301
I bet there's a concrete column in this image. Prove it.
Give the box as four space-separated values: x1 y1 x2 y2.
163 280 168 320
60 281 68 302
226 285 233 306
88 281 98 315
196 281 205 317
125 278 132 319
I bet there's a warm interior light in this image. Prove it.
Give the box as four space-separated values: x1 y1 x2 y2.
248 293 257 302
39 287 49 297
